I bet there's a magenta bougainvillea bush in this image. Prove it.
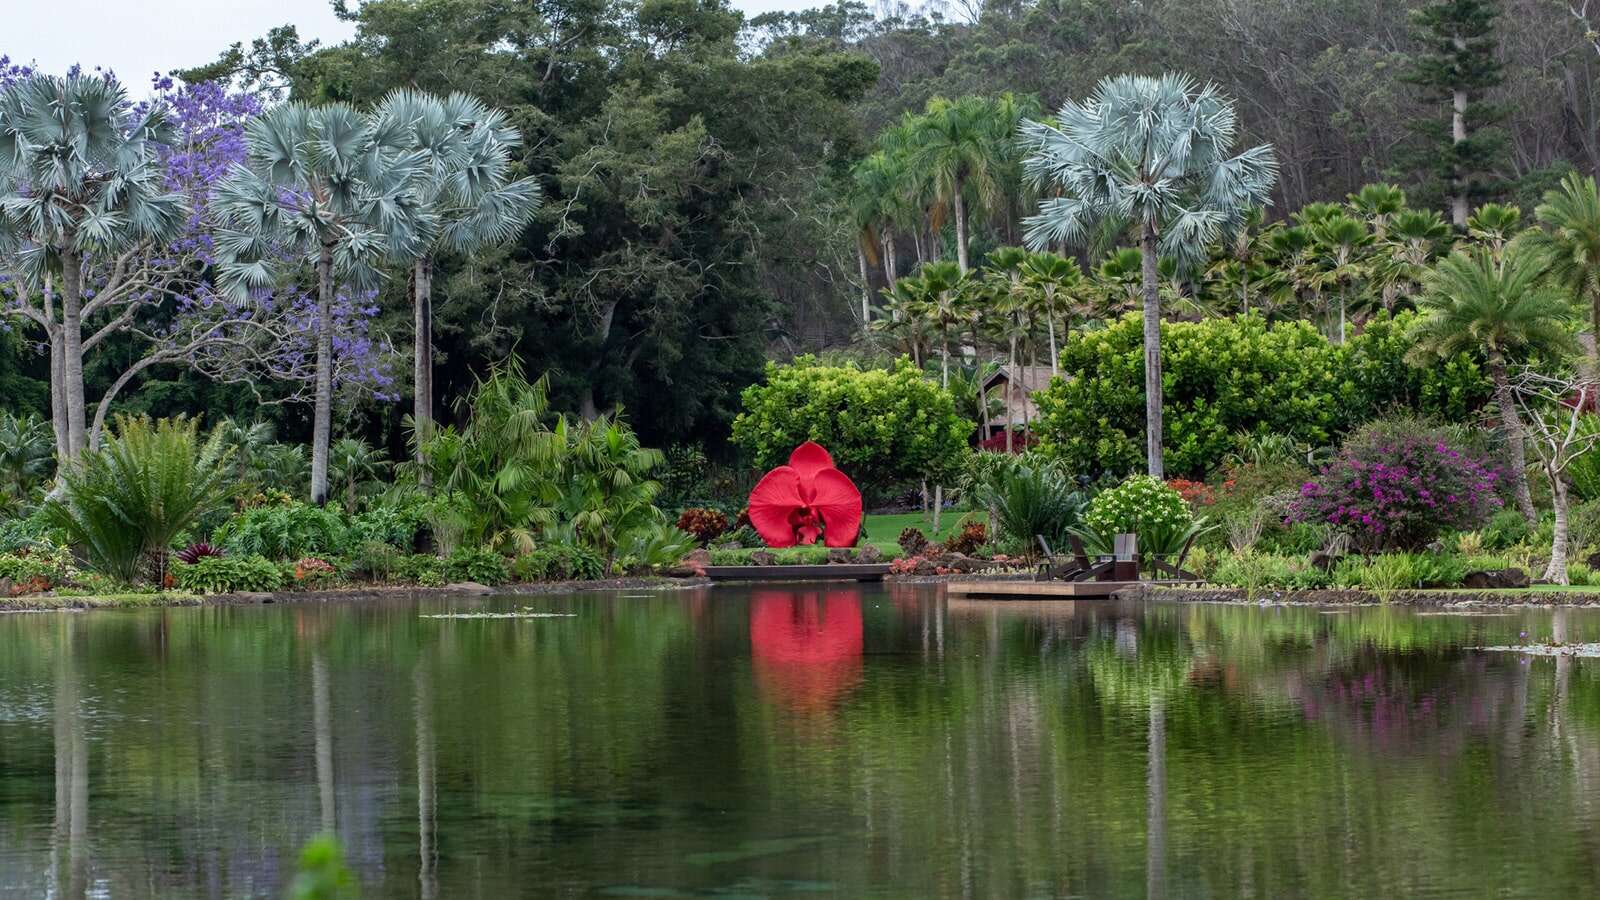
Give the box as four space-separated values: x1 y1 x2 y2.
1289 424 1503 552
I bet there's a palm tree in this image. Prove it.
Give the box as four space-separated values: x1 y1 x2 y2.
213 102 429 505
213 418 276 491
1374 209 1451 310
1308 213 1373 343
1096 247 1146 317
912 96 1013 274
376 91 541 473
1021 73 1277 477
1347 183 1407 240
0 73 186 459
1022 252 1083 376
0 412 54 504
1519 172 1600 365
1409 245 1577 525
908 261 969 387
1209 206 1271 314
1465 203 1521 259
328 437 389 514
872 277 932 367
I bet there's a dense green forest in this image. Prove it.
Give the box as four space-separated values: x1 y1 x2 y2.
5 0 1600 455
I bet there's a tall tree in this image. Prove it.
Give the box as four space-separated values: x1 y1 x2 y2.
1409 245 1575 525
1402 0 1506 228
912 96 1015 274
1021 73 1277 477
213 102 428 505
375 90 541 472
0 73 187 459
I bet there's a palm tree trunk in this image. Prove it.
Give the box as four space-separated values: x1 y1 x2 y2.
884 232 898 284
1047 316 1059 378
1490 357 1538 525
59 247 87 459
953 184 970 274
310 246 335 506
1005 330 1017 454
48 329 66 461
857 246 872 332
414 257 434 488
1140 225 1164 478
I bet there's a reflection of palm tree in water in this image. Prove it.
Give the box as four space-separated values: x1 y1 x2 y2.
53 618 89 900
749 590 865 713
416 661 438 900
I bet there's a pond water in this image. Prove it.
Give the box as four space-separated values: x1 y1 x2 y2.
3 586 1600 898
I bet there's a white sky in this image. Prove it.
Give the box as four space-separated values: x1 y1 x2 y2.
9 0 807 93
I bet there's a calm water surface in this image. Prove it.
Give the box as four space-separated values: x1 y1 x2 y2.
2 585 1600 898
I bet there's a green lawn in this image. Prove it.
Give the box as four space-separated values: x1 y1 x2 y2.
859 511 979 553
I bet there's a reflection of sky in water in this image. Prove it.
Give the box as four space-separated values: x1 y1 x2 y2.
1 590 1599 897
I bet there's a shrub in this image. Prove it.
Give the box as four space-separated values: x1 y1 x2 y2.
620 523 697 572
513 544 606 582
44 415 235 583
347 498 430 550
898 527 930 556
732 356 974 496
0 512 55 554
216 502 348 561
1033 311 1491 477
396 554 449 587
0 544 75 590
947 520 987 555
1082 475 1205 555
172 555 288 594
293 557 339 586
675 508 729 544
346 540 402 582
970 456 1086 555
1479 509 1531 550
1288 418 1503 552
445 547 511 585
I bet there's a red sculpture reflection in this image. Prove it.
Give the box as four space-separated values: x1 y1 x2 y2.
747 442 863 547
750 590 864 711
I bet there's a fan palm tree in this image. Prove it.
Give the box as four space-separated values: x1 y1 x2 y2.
212 102 430 505
1347 183 1407 240
0 73 187 460
1096 247 1145 317
1021 73 1277 477
1308 213 1373 343
907 260 970 388
213 418 276 490
0 412 54 503
1374 209 1451 310
872 277 932 367
1519 172 1600 365
1409 245 1577 525
376 91 541 465
1465 203 1521 259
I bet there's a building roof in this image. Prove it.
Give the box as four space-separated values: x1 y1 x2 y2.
981 365 1055 393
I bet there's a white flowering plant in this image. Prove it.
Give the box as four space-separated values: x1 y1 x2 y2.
1080 476 1210 556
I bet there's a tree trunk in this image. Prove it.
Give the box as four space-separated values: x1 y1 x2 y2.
1490 357 1538 525
883 231 898 284
48 329 66 460
59 248 87 459
1140 226 1165 478
856 245 873 332
953 178 969 274
1544 467 1571 584
413 257 434 487
310 247 335 506
1451 86 1469 229
1047 316 1059 378
1005 330 1017 454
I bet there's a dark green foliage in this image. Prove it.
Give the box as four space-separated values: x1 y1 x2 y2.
1399 0 1507 214
444 547 510 585
972 459 1087 555
172 555 289 594
215 502 348 561
732 356 974 497
395 554 449 587
1034 312 1491 478
1479 508 1532 550
347 499 430 550
512 545 607 582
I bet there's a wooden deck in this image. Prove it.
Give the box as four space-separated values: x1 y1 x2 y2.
944 579 1142 599
702 564 891 582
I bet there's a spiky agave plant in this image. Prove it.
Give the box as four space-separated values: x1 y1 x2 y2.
45 415 234 583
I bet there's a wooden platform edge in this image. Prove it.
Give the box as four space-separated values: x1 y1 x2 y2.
703 564 891 582
945 579 1141 599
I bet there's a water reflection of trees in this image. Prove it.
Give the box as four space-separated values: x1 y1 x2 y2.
3 595 1600 895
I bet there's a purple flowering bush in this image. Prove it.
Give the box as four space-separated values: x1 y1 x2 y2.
1288 421 1503 552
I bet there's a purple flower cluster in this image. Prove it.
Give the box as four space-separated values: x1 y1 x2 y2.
1289 432 1503 552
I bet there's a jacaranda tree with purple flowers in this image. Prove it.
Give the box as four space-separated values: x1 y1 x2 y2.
1289 418 1504 553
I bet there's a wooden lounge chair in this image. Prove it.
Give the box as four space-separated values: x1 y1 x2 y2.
1066 534 1115 582
1144 531 1201 582
1110 533 1139 581
1035 535 1086 581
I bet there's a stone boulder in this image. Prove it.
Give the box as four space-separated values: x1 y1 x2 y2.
1463 568 1531 590
827 548 855 564
446 581 494 595
857 544 883 563
750 550 778 567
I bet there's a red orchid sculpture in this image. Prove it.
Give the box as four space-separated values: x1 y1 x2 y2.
748 442 863 548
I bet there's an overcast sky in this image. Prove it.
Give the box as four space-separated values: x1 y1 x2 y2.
9 0 807 92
